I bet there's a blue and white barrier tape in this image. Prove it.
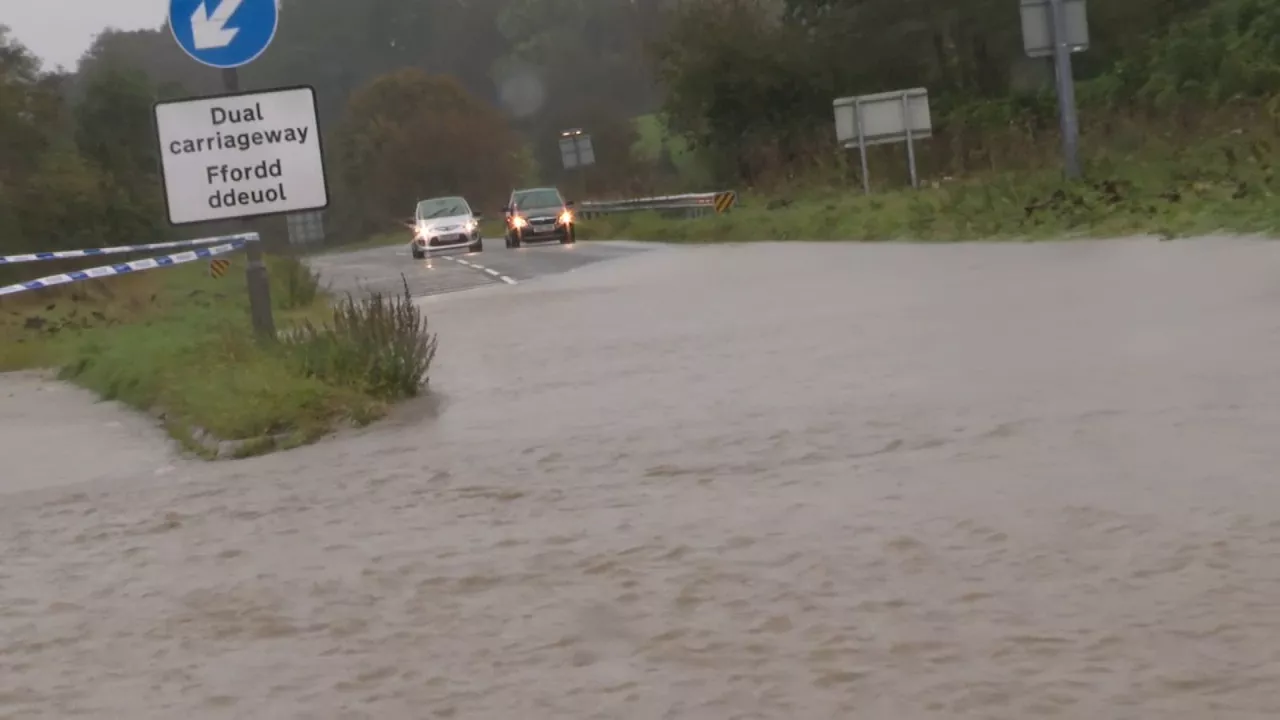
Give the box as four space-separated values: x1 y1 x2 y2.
0 232 259 265
0 241 245 297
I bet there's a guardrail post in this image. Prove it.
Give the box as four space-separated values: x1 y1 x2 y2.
223 67 276 341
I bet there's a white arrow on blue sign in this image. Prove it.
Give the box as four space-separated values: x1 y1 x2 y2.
168 0 278 69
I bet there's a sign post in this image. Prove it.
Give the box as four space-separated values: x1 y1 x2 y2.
167 0 295 339
832 88 932 193
559 129 594 200
1020 0 1088 179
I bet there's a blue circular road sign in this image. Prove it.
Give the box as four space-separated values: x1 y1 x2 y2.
169 0 278 69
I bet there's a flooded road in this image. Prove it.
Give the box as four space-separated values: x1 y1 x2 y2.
305 239 651 298
4 237 1280 718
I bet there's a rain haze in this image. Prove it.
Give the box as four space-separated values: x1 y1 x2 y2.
4 1 1280 717
0 0 165 68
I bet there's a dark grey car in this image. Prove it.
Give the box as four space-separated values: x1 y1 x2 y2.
502 187 576 248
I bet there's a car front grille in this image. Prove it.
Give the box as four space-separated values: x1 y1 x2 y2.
429 234 467 246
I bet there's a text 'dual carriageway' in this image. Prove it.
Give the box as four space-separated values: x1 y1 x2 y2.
153 85 329 225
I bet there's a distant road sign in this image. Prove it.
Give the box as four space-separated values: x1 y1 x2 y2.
168 0 279 69
1020 0 1089 58
558 130 595 169
153 85 329 226
287 210 326 246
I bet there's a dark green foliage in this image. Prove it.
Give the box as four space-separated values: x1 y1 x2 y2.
654 0 1280 184
0 26 165 277
270 255 324 311
330 70 524 235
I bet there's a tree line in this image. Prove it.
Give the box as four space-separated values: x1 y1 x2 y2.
655 0 1280 183
3 0 1276 255
1 26 167 264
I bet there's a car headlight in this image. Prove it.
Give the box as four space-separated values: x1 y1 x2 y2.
512 216 527 228
559 210 573 224
465 219 478 232
415 223 428 237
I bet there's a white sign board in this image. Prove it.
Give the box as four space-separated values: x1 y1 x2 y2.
154 85 329 225
559 134 595 169
1020 0 1089 58
833 88 932 148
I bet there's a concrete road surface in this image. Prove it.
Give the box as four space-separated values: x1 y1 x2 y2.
5 237 1280 718
305 237 652 299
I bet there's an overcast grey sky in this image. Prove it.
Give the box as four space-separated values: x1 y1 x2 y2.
1 0 167 69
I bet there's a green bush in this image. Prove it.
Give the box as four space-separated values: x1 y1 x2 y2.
282 276 437 400
270 254 323 310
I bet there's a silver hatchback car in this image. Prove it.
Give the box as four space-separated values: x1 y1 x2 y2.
410 195 483 259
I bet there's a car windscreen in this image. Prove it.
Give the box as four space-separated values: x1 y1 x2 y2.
512 190 563 209
416 198 469 219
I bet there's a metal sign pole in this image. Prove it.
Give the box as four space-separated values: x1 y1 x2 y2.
1049 0 1082 179
168 0 292 341
854 99 870 194
221 67 275 339
902 92 918 189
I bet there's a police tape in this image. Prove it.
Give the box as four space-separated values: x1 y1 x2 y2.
0 232 259 265
0 240 246 297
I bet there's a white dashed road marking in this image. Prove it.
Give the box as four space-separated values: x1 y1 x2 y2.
443 256 516 284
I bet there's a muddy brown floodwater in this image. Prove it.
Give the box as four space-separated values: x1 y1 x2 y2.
4 237 1280 719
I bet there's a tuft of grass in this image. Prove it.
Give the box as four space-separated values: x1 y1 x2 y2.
282 276 438 400
269 253 324 309
0 252 434 457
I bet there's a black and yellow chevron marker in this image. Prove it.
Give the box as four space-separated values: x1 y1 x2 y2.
713 191 737 214
209 257 231 279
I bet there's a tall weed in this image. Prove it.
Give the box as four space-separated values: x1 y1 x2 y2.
282 276 437 399
270 254 322 310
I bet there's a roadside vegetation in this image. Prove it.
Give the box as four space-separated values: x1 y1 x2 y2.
1 27 439 458
581 107 1280 242
0 256 437 458
582 0 1280 242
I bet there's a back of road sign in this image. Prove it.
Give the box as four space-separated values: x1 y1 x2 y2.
169 0 278 69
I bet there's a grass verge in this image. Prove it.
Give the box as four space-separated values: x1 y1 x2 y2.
0 253 437 458
582 122 1280 242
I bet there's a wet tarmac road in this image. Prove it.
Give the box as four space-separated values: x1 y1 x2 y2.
305 238 651 299
5 237 1280 718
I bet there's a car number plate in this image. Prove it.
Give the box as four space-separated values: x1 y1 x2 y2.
532 225 551 233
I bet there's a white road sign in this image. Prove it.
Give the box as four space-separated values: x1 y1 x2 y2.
153 85 329 225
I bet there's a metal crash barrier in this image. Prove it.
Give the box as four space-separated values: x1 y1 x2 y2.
576 191 738 220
